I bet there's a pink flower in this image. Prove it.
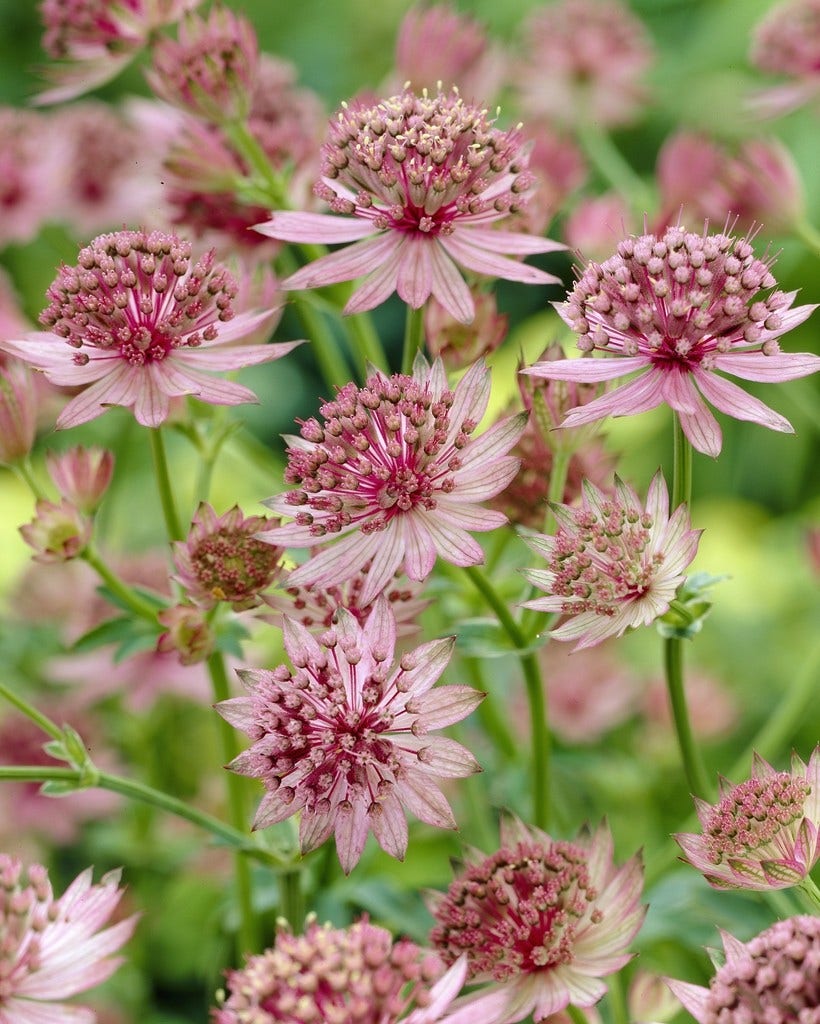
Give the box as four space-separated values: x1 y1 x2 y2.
523 225 820 456
749 0 820 116
156 603 216 665
0 855 137 1023
522 472 700 650
428 817 645 1023
172 502 285 610
563 193 633 263
47 445 114 513
0 359 38 464
0 229 302 428
0 108 62 246
213 917 468 1024
260 357 526 607
20 499 92 564
519 123 587 236
216 598 483 873
254 87 564 324
666 916 820 1023
36 0 203 104
675 747 820 891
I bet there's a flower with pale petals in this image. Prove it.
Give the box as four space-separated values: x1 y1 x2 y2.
749 0 820 116
522 472 701 650
212 916 468 1024
47 445 114 514
0 229 302 429
666 916 820 1024
20 498 92 564
428 817 645 1024
0 854 138 1023
216 598 483 873
157 602 216 665
259 356 526 607
523 225 820 457
675 746 820 891
254 87 564 324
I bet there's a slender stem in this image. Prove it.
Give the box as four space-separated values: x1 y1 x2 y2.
13 456 47 500
279 870 304 930
149 427 184 543
402 304 425 376
797 875 820 912
566 1006 590 1024
793 219 820 258
463 565 550 829
207 650 260 956
81 546 159 621
347 312 390 376
671 414 693 511
0 683 63 740
575 119 654 216
223 120 287 204
607 970 630 1024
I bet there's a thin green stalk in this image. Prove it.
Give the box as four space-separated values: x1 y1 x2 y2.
402 304 425 376
207 650 260 956
82 546 159 621
13 456 47 500
671 414 693 511
575 119 654 216
464 658 518 760
566 1006 590 1024
149 427 184 543
0 683 62 740
797 875 820 912
279 869 304 929
347 312 389 376
607 970 630 1024
793 219 820 257
291 291 354 391
223 120 286 204
463 565 550 829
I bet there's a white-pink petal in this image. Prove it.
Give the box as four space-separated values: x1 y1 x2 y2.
253 210 378 243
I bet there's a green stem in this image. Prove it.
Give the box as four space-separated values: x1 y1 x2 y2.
223 120 286 204
81 546 159 621
13 456 47 500
671 414 693 511
465 659 518 760
0 683 63 740
575 119 654 216
292 292 353 392
463 565 550 829
797 875 820 912
793 219 820 258
566 1006 590 1024
149 427 184 543
347 312 390 376
607 970 630 1024
279 869 304 929
207 650 260 956
402 304 425 376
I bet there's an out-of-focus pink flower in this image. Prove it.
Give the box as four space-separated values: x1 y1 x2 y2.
640 670 738 740
424 290 508 370
524 225 820 457
36 0 203 104
0 854 137 1023
172 502 284 610
20 499 92 564
255 87 564 324
675 747 820 891
0 229 302 429
0 360 38 464
261 357 525 607
0 108 62 246
655 132 804 235
808 526 820 576
520 124 588 235
146 6 259 124
666 916 820 1023
515 0 654 128
564 193 633 262
213 917 468 1024
749 0 820 116
156 602 216 665
429 817 645 1024
523 472 700 650
46 445 114 513
216 599 483 873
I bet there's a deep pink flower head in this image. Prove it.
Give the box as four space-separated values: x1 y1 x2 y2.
213 916 468 1024
524 225 820 456
0 229 302 428
515 0 654 128
260 356 526 607
666 916 820 1023
0 855 137 1023
36 0 202 104
522 472 701 650
47 445 114 514
428 817 645 1023
216 598 483 873
675 747 820 891
254 87 564 324
750 0 820 116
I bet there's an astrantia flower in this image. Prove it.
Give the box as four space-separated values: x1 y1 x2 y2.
0 854 137 1023
172 502 284 610
428 818 645 1024
666 916 820 1024
675 746 820 891
254 87 564 324
260 356 525 607
20 498 92 563
216 598 483 873
523 225 820 456
0 229 302 428
749 0 820 116
213 917 468 1024
522 472 700 650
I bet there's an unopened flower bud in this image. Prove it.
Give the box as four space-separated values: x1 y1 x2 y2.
46 445 114 514
157 604 216 666
0 360 37 464
19 499 91 563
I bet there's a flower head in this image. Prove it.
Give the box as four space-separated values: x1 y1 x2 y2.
524 225 820 456
157 602 216 665
522 472 700 650
254 87 564 324
216 598 483 873
666 916 820 1024
0 855 137 1023
428 818 645 1023
260 356 525 607
749 0 820 116
213 916 467 1024
172 502 284 610
20 498 92 563
47 445 114 513
675 746 820 891
0 229 301 428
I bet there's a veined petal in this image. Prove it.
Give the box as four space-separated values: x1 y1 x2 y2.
693 367 794 433
181 338 304 369
677 400 722 457
440 232 562 285
397 236 434 309
253 210 378 243
283 233 398 291
712 350 820 382
523 354 649 382
345 237 407 315
429 242 475 323
457 226 567 255
55 364 140 428
560 367 665 426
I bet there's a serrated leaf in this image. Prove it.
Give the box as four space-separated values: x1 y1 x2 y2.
114 630 163 663
72 616 137 654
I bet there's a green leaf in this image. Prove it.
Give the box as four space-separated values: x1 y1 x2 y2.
456 618 547 658
71 616 136 653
